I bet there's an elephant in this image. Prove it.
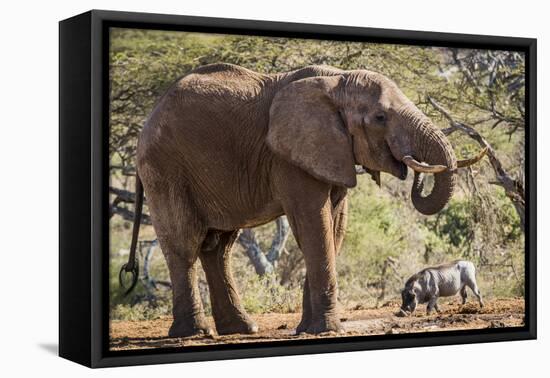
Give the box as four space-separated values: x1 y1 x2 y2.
120 63 485 337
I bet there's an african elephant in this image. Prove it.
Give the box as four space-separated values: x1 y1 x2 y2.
121 63 485 337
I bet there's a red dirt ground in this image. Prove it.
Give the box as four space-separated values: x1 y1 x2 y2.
109 298 524 351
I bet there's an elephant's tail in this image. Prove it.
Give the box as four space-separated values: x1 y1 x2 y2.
119 172 144 296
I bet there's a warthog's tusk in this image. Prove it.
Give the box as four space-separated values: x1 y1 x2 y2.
396 308 409 317
402 156 448 173
457 147 488 168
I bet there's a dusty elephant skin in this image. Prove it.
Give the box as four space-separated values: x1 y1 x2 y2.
126 63 485 337
400 260 484 316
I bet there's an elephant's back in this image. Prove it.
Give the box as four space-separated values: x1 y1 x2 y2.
139 63 272 161
136 64 279 228
176 63 272 104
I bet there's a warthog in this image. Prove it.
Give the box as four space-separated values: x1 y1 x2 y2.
398 260 484 316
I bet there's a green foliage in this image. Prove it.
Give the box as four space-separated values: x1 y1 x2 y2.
434 200 476 248
495 190 523 243
108 29 526 320
338 177 411 305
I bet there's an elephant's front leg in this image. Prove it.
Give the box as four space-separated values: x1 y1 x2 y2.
297 212 341 334
296 194 347 334
296 274 312 334
283 200 341 333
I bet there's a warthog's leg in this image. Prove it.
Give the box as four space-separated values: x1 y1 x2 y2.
460 286 468 305
466 279 484 308
426 297 439 315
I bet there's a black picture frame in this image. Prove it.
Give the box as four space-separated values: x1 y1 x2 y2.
59 9 537 368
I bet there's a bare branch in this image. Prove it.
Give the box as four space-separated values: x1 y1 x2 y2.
266 217 290 263
238 229 274 275
109 186 140 204
428 96 525 229
238 216 291 276
110 204 152 225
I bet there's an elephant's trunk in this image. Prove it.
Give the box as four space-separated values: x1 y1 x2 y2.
409 119 457 216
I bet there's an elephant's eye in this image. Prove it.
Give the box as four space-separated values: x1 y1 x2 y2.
375 113 386 123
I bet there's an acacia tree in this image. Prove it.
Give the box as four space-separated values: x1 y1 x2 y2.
109 31 526 300
427 49 525 229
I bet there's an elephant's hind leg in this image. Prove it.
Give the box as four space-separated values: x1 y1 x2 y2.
200 230 258 335
145 183 212 338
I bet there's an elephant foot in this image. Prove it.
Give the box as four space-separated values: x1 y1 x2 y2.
295 317 311 335
299 318 343 335
168 318 213 338
215 316 258 335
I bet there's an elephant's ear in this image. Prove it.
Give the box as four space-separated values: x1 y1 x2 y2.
266 76 357 188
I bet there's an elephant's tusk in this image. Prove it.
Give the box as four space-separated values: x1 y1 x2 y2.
402 147 487 174
402 156 448 173
456 147 488 168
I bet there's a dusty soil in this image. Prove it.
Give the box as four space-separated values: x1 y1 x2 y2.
110 298 524 351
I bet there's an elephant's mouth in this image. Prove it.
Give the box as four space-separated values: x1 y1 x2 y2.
386 142 408 180
361 159 407 186
397 161 408 180
388 154 408 181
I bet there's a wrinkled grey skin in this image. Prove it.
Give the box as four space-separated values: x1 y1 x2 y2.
400 260 484 315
